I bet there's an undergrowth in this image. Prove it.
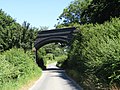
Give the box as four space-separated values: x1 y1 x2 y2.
0 48 42 90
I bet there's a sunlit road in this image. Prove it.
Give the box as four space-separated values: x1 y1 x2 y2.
29 63 82 90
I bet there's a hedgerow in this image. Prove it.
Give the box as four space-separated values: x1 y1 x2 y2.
0 48 41 90
64 18 120 90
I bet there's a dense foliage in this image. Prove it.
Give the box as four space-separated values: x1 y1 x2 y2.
0 9 46 89
57 0 120 27
0 9 39 52
37 43 68 69
57 0 92 27
0 48 41 90
82 0 120 24
57 0 120 89
61 18 120 89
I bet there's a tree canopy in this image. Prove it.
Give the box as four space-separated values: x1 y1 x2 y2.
57 0 92 27
82 0 120 24
0 9 42 52
57 0 120 27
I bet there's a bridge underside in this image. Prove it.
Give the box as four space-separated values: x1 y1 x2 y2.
34 27 76 69
34 27 76 50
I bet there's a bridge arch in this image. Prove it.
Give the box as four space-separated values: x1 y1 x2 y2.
35 36 70 50
34 27 76 69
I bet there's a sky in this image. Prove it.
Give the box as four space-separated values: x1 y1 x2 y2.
0 0 73 29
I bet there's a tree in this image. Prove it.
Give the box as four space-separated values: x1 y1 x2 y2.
56 0 120 27
20 21 39 52
0 9 17 51
56 0 92 27
82 0 120 24
0 10 39 52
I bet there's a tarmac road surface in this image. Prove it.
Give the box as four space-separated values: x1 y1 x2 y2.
29 63 83 90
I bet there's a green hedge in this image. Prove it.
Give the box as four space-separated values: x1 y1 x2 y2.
65 18 120 89
56 55 68 67
0 48 41 90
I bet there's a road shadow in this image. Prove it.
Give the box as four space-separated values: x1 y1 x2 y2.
43 67 65 74
50 70 82 90
43 66 82 90
44 68 63 70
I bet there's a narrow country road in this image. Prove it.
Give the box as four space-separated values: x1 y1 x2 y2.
29 63 83 90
